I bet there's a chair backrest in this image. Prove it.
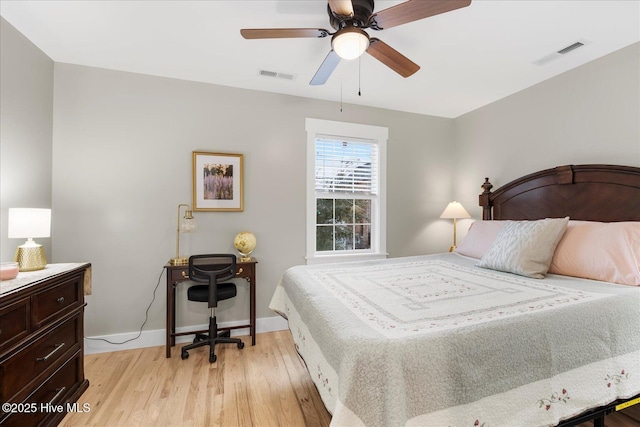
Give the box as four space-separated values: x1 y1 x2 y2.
188 254 237 307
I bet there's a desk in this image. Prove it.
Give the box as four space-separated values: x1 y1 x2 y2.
164 258 257 358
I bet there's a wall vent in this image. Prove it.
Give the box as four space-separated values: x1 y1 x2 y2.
258 69 296 81
557 41 584 55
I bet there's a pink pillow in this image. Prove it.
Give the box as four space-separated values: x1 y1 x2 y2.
455 221 506 259
548 221 640 286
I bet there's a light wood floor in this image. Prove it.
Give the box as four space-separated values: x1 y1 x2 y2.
61 331 640 426
60 331 330 427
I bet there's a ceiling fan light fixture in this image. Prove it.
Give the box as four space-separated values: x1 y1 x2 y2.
332 27 370 60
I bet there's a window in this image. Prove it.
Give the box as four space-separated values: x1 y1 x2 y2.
315 139 375 251
306 118 387 263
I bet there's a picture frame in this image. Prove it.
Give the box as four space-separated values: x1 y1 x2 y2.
192 151 244 211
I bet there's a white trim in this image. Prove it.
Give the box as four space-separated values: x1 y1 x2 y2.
306 252 388 265
84 315 289 355
305 118 388 263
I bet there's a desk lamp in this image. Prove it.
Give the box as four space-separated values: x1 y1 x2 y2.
170 204 197 265
440 201 471 252
8 208 51 271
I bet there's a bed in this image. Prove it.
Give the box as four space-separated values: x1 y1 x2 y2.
270 164 640 427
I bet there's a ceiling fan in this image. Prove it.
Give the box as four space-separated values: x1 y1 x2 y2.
240 0 471 85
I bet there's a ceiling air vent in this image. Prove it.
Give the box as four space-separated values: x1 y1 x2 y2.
259 70 278 78
258 69 296 81
557 41 584 55
533 40 588 66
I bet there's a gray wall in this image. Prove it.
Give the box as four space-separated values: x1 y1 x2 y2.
50 63 454 338
453 42 640 220
0 18 53 261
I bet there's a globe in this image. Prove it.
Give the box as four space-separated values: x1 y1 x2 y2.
234 231 257 261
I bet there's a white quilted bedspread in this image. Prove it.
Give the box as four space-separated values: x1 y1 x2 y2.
270 253 640 427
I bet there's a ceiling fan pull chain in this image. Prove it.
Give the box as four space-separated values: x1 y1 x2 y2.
340 80 343 112
358 55 362 96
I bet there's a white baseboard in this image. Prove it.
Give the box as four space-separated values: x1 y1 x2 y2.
84 315 289 355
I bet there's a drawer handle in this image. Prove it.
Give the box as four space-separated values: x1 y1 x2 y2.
49 387 67 405
181 271 189 279
236 268 243 275
37 342 65 362
56 296 65 304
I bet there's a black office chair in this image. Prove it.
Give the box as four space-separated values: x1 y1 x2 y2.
181 254 244 363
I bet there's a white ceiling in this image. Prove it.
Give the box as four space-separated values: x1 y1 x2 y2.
1 1 639 118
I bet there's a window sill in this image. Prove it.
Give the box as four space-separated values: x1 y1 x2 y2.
305 252 388 265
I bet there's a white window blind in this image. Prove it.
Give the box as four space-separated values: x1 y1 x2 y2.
315 137 378 195
306 118 388 264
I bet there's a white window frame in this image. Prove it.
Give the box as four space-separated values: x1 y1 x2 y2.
306 118 388 264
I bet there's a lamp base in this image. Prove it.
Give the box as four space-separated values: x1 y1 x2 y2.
14 245 47 271
170 257 188 266
448 245 457 253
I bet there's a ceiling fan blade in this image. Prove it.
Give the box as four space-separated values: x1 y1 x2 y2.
310 50 341 85
328 0 354 18
366 38 420 78
240 28 330 39
371 0 471 30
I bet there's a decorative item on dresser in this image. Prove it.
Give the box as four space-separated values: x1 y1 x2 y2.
0 263 90 426
0 263 20 281
7 208 52 272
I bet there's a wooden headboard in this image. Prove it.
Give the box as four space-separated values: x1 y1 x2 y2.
479 164 640 222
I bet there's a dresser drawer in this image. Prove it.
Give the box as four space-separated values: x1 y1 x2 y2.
0 314 81 402
1 351 83 426
32 274 83 329
170 267 188 281
236 263 254 278
170 265 250 281
0 297 30 353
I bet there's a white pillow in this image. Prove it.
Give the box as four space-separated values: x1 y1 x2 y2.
477 217 569 278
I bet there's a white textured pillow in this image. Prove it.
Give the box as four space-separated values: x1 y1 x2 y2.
477 217 569 278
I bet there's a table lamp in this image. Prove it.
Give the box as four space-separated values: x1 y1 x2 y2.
170 204 197 265
440 201 471 252
8 208 52 271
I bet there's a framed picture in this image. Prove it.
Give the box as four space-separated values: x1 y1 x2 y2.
192 151 244 211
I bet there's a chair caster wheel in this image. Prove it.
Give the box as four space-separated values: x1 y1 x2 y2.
181 351 189 360
238 342 245 349
209 355 217 363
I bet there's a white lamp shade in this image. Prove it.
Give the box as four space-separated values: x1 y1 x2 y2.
439 201 471 219
332 29 369 60
8 208 51 238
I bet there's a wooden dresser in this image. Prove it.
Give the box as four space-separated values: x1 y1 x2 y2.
0 263 90 426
